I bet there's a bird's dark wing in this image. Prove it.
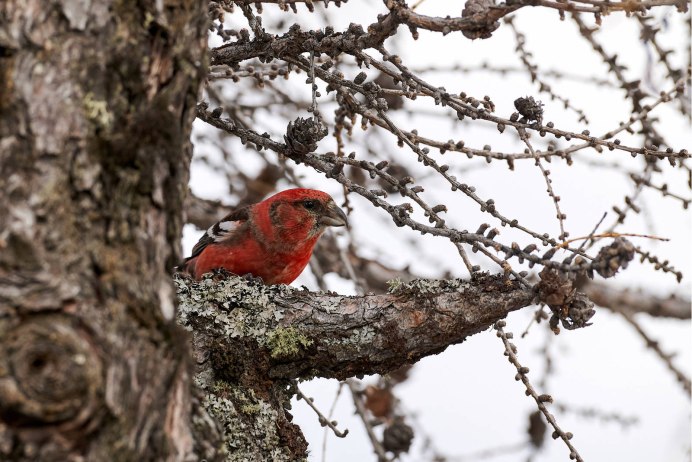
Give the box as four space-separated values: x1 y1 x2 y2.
183 206 251 263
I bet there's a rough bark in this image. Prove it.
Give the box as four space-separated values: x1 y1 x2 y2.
175 272 536 460
178 273 535 380
0 1 209 461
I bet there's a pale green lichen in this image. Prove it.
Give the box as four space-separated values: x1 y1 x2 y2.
175 274 296 347
386 277 403 293
240 403 261 415
83 92 113 129
215 383 260 415
387 277 467 295
267 327 313 360
202 380 295 462
144 11 155 28
322 324 376 360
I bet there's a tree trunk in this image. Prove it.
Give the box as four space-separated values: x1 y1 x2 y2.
0 1 208 460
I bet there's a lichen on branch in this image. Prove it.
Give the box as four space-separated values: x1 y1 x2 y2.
175 271 536 381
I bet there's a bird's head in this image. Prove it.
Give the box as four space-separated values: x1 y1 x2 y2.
258 188 348 245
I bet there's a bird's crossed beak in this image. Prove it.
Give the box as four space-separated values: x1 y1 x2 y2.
319 201 349 228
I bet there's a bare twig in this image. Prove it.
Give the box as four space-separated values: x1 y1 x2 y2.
620 313 692 395
495 321 584 462
320 382 346 462
294 380 350 438
347 379 391 462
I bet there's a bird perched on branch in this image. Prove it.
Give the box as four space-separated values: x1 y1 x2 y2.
179 188 348 284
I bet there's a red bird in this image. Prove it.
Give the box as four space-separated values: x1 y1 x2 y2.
179 188 348 284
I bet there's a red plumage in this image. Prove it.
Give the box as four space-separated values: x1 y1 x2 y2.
179 188 348 284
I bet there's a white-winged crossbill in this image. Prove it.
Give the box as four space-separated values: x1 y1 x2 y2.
179 188 348 284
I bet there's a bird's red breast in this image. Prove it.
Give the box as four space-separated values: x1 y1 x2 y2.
179 188 348 284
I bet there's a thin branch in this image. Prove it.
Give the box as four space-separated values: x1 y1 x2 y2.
620 312 692 395
581 280 690 319
321 382 346 462
518 126 568 241
294 380 349 438
347 379 391 462
554 403 639 428
495 321 584 462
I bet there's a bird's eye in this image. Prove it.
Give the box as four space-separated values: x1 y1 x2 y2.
302 200 316 210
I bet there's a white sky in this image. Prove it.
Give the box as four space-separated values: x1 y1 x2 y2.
186 2 691 461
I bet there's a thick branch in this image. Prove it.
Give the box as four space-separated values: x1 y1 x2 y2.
176 273 535 381
581 280 690 319
210 0 526 67
175 272 534 460
391 1 519 37
211 14 398 66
